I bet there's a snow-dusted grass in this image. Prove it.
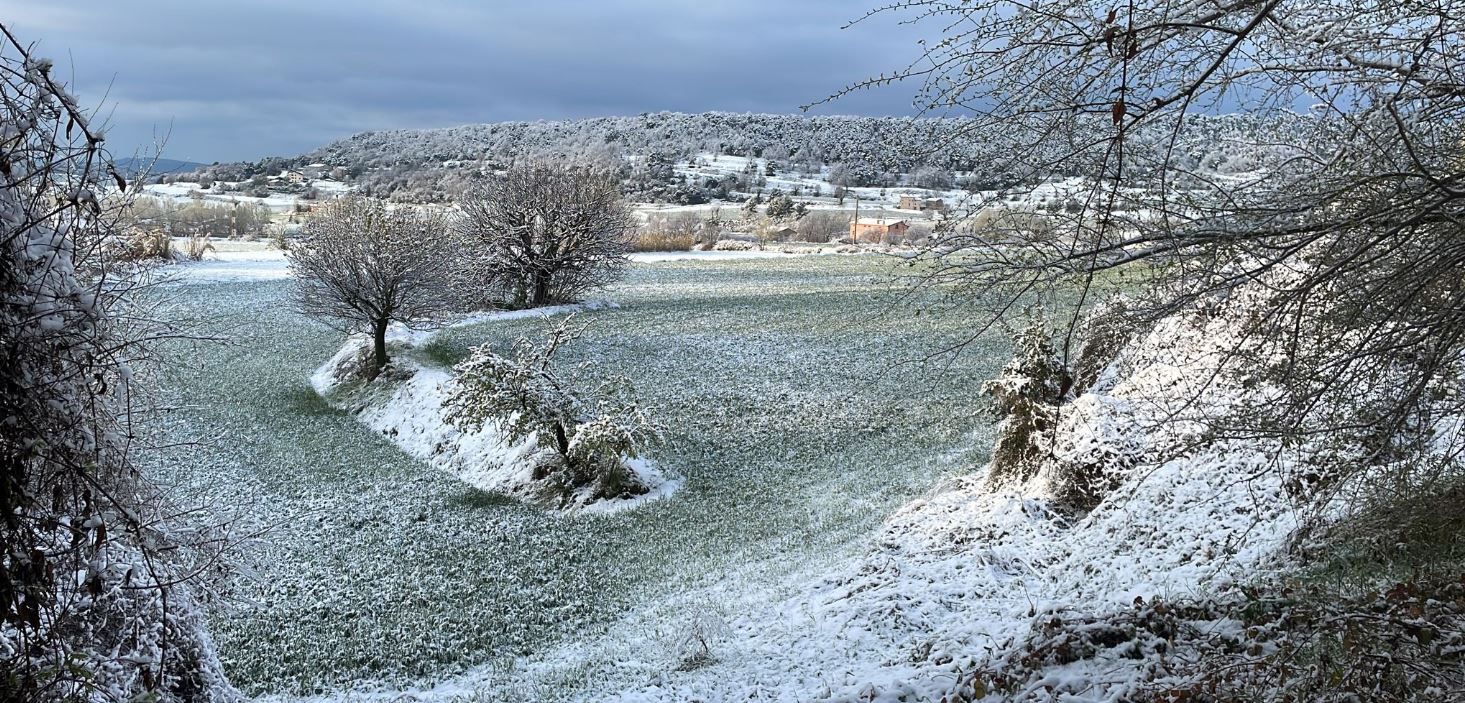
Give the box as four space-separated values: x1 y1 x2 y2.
347 282 1314 702
142 255 1006 697
163 246 289 283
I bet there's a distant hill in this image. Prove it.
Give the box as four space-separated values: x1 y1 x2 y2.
180 111 1311 203
113 156 207 178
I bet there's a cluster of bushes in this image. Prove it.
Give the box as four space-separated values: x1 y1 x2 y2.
633 212 704 252
108 229 216 263
104 198 274 263
125 198 273 240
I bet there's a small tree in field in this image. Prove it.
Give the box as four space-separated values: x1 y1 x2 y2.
764 193 796 219
456 162 634 308
289 196 452 378
444 318 661 504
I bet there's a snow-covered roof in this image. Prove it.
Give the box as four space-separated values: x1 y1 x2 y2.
854 218 907 226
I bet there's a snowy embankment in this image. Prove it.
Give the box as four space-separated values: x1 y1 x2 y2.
310 303 680 514
562 304 1305 700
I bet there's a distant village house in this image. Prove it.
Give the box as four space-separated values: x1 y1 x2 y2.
898 195 946 212
299 163 329 179
850 218 910 244
768 225 798 240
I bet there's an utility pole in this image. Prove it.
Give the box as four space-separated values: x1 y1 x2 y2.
851 191 860 244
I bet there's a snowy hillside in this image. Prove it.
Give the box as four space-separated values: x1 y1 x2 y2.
168 111 1314 204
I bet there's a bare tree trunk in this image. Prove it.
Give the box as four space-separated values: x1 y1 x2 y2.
552 420 577 479
371 317 390 379
553 421 571 458
530 270 551 307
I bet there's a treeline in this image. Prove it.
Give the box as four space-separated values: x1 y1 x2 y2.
177 111 1320 204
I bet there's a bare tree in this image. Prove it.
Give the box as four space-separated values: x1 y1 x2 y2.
456 162 634 307
795 210 847 243
289 196 453 378
910 165 953 190
831 1 1465 512
1 24 235 702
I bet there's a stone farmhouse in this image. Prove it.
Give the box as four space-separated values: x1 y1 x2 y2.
850 218 910 244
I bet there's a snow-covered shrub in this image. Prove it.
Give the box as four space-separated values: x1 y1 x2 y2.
983 318 1072 485
1040 394 1143 512
984 310 1150 511
712 239 756 251
443 318 661 505
111 227 175 261
1070 295 1138 395
0 35 235 703
656 608 730 672
764 193 796 219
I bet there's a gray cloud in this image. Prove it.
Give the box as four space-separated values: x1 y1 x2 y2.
5 1 930 162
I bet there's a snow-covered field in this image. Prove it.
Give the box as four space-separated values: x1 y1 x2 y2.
260 283 1313 702
164 247 291 283
159 245 846 285
142 255 1006 698
142 179 352 213
138 248 1333 701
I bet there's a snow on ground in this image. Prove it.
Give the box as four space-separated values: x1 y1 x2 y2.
141 178 352 213
158 250 1386 701
144 181 209 198
145 256 995 697
163 247 290 283
147 243 1338 702
159 246 831 284
311 302 679 513
283 289 1305 701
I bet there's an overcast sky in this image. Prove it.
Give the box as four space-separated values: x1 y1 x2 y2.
6 1 930 163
